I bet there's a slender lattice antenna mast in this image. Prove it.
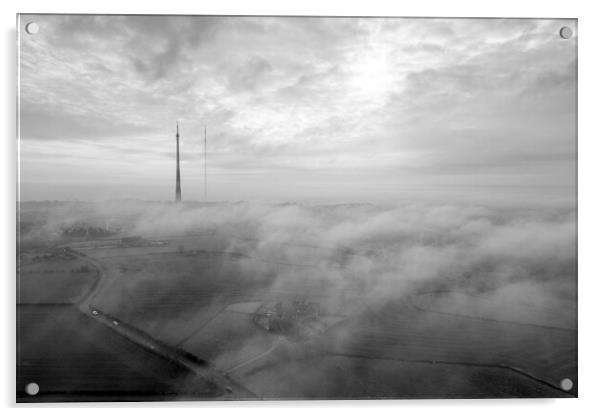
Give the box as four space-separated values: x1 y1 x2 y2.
175 122 182 202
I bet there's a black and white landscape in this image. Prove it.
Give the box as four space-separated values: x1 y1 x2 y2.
17 15 577 401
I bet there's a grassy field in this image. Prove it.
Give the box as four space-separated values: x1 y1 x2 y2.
410 291 576 330
17 305 220 401
16 244 225 401
88 250 273 344
18 254 98 304
180 310 276 370
318 299 576 394
235 355 572 399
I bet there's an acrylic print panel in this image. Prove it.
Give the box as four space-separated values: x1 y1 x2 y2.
16 15 577 402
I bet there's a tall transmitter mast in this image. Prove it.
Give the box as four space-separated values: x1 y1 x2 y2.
175 122 182 202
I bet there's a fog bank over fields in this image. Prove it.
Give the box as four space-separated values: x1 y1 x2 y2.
20 200 577 316
18 199 577 398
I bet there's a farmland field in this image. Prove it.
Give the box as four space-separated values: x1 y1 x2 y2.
234 355 570 399
18 253 98 304
17 305 219 402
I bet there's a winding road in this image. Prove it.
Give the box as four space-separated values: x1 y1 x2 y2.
72 250 257 400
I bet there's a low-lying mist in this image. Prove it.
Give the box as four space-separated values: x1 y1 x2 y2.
19 199 577 315
18 199 577 396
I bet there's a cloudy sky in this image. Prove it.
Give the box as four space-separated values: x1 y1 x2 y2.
18 15 576 205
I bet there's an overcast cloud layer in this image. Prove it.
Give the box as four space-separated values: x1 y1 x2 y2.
18 16 576 205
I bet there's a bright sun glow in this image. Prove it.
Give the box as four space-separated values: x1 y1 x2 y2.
349 50 395 99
